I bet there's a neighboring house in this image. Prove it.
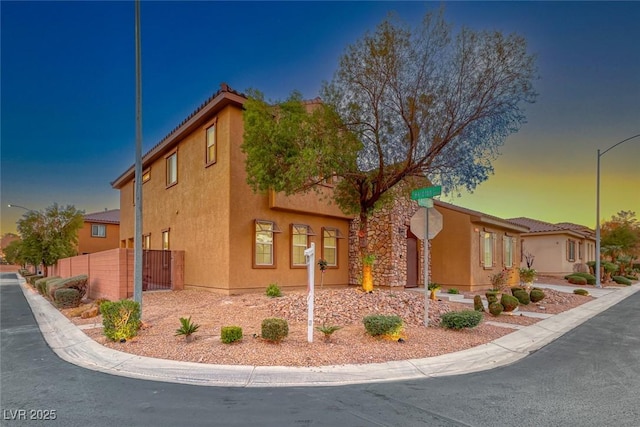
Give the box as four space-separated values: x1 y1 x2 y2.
77 209 120 254
111 84 351 294
507 217 596 276
351 196 529 292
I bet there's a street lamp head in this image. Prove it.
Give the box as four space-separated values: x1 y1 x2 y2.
8 204 31 211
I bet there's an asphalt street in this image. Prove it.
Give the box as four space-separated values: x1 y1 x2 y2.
1 273 639 426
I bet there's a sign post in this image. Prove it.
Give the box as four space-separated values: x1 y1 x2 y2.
410 186 442 327
304 243 315 343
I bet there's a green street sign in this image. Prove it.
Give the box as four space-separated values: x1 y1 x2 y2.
411 186 442 200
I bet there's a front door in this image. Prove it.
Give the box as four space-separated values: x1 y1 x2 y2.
405 229 418 288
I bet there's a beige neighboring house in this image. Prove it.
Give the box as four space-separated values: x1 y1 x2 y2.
508 217 596 276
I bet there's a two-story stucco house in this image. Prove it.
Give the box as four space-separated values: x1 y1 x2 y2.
77 209 120 255
111 84 352 294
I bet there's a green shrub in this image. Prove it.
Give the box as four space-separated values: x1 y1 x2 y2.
513 289 531 305
567 275 587 286
574 288 590 296
27 275 43 287
510 287 525 295
440 310 483 330
565 272 596 285
500 294 520 312
100 299 141 342
36 276 59 296
473 295 484 312
363 315 403 337
54 288 82 308
47 274 88 300
485 291 499 304
261 317 289 342
447 288 460 294
612 276 632 286
488 302 504 316
530 288 546 303
265 283 282 298
221 326 243 344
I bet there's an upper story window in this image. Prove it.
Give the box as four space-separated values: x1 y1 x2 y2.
91 224 106 238
142 168 151 183
206 120 217 166
143 234 151 250
166 151 178 187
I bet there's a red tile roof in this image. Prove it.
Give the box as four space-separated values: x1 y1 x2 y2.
508 217 594 239
84 209 120 225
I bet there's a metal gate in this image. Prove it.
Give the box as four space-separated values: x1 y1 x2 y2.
143 250 172 291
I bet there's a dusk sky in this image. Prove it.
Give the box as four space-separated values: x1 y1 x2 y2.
2 1 639 235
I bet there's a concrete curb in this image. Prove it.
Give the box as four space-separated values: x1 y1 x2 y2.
18 278 640 387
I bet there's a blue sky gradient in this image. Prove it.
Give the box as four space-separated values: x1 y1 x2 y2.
2 1 639 234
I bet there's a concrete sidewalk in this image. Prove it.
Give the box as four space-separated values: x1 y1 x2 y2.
15 274 640 388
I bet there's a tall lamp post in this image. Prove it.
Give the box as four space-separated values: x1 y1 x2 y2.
595 134 640 288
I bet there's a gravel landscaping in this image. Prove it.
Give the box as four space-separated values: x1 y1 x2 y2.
63 280 595 367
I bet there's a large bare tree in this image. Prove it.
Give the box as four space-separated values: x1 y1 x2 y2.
242 8 537 262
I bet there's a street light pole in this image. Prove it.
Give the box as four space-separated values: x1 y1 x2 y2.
595 134 640 288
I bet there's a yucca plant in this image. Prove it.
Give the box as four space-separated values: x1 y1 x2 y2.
175 316 200 342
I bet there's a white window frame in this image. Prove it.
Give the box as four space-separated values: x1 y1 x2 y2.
91 224 106 238
166 151 178 187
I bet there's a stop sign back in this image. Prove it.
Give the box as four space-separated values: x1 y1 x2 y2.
410 207 443 240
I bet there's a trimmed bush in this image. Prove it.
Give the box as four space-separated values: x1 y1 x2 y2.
530 288 546 303
54 288 82 308
363 315 403 337
513 289 531 305
100 299 141 342
574 288 590 296
612 276 632 286
265 283 282 298
500 294 520 312
510 287 525 295
221 326 243 344
473 295 484 312
565 272 596 285
47 275 88 300
447 288 460 294
485 291 499 304
488 302 504 316
440 310 483 330
261 318 288 342
567 275 587 286
27 275 43 287
36 276 59 296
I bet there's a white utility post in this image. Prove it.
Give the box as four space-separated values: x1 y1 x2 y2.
304 243 316 343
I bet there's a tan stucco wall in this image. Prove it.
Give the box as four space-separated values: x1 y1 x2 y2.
430 206 472 287
520 234 595 276
77 222 120 254
118 103 351 294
